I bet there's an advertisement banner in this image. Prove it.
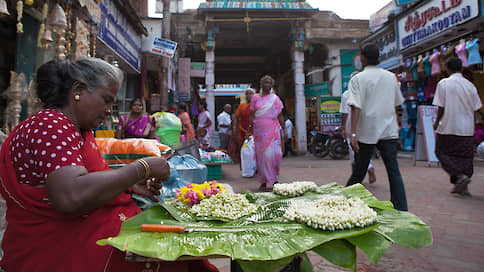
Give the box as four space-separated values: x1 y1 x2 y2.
151 37 178 58
340 49 360 93
304 82 329 97
415 106 439 163
398 0 479 50
178 58 191 101
190 62 206 78
98 0 142 73
321 97 342 133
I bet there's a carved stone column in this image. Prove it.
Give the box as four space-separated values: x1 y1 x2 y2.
205 49 215 120
293 48 307 153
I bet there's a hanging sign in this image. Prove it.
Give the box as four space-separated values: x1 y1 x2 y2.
178 58 191 101
151 37 178 58
304 82 329 97
190 62 206 78
398 0 479 50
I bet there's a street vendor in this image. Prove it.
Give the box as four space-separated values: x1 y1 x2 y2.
0 59 218 272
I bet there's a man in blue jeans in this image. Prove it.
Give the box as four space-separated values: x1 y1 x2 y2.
346 43 408 211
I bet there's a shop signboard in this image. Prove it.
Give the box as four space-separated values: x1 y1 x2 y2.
320 97 341 133
340 49 360 93
394 0 420 5
369 2 394 33
398 0 479 50
415 106 439 163
201 1 311 9
98 0 142 73
190 62 206 78
304 82 329 97
151 37 178 58
178 58 191 101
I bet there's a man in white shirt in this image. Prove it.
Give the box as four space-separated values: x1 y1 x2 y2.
217 104 232 150
340 86 375 184
346 43 408 211
283 115 297 157
433 57 482 196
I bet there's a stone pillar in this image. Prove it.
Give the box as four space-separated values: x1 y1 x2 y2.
293 49 307 153
205 49 215 120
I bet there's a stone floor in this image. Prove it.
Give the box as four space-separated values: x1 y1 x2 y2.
209 154 484 272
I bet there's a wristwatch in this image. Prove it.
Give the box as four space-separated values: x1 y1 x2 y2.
351 133 357 138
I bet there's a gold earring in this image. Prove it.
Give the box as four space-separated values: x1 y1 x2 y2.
74 95 80 101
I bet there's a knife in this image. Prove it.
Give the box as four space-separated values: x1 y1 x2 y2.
140 224 248 233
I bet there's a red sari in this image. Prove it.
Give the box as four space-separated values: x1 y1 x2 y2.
0 110 217 272
236 102 252 143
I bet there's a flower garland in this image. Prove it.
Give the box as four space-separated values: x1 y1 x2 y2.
175 181 227 206
190 192 257 220
284 195 377 231
273 181 317 197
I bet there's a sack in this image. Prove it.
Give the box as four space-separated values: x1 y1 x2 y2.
153 112 182 146
241 137 256 177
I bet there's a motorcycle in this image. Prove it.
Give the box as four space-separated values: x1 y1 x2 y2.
309 128 349 159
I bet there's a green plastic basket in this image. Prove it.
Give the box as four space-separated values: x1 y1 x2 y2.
206 164 222 180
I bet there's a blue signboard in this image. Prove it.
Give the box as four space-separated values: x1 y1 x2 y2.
394 0 419 5
98 0 142 73
151 37 178 58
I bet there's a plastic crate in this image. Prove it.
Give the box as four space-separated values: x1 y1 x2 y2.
206 164 222 180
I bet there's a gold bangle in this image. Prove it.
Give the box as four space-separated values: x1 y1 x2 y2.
137 159 150 179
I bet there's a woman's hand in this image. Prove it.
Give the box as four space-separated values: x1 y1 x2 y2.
144 156 171 182
132 178 162 201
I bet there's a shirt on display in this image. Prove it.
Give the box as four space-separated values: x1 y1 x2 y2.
455 43 468 67
429 51 441 75
466 38 482 66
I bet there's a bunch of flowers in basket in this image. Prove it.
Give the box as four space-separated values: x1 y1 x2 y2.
175 181 227 206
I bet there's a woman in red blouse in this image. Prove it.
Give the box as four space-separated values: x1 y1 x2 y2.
0 59 217 272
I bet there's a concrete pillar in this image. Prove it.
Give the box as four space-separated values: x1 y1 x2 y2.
293 49 307 153
205 49 215 120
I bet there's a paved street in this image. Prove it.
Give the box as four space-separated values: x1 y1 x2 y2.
209 154 484 272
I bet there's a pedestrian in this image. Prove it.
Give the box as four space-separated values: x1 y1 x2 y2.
236 88 255 143
197 100 213 146
340 74 376 184
0 58 218 271
346 43 408 211
115 98 155 139
227 104 241 164
283 115 297 157
433 57 482 196
217 104 232 150
246 75 287 191
177 102 195 141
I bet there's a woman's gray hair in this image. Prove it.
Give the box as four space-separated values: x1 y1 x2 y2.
36 58 124 108
73 58 124 92
260 75 275 86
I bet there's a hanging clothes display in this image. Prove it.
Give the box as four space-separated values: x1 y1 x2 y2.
455 40 468 67
466 38 482 66
429 50 441 76
423 53 431 77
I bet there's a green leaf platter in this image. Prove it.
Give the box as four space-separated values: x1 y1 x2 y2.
97 183 432 271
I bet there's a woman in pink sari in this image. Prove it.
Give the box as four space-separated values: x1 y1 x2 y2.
246 75 287 191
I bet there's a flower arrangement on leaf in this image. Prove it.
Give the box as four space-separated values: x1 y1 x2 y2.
175 181 227 206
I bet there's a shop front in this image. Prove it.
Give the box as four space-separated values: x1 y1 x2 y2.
396 0 484 151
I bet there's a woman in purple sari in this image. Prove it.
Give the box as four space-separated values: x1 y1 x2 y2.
246 75 287 191
115 98 155 139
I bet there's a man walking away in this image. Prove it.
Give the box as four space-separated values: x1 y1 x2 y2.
346 43 408 211
433 57 482 196
283 115 297 157
217 104 232 150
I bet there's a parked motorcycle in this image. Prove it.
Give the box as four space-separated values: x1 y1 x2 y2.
309 129 348 159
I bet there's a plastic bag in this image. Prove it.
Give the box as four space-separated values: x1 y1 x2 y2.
169 154 207 184
95 138 172 166
153 112 182 146
241 136 256 177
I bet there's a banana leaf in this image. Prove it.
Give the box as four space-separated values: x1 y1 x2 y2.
98 183 432 271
